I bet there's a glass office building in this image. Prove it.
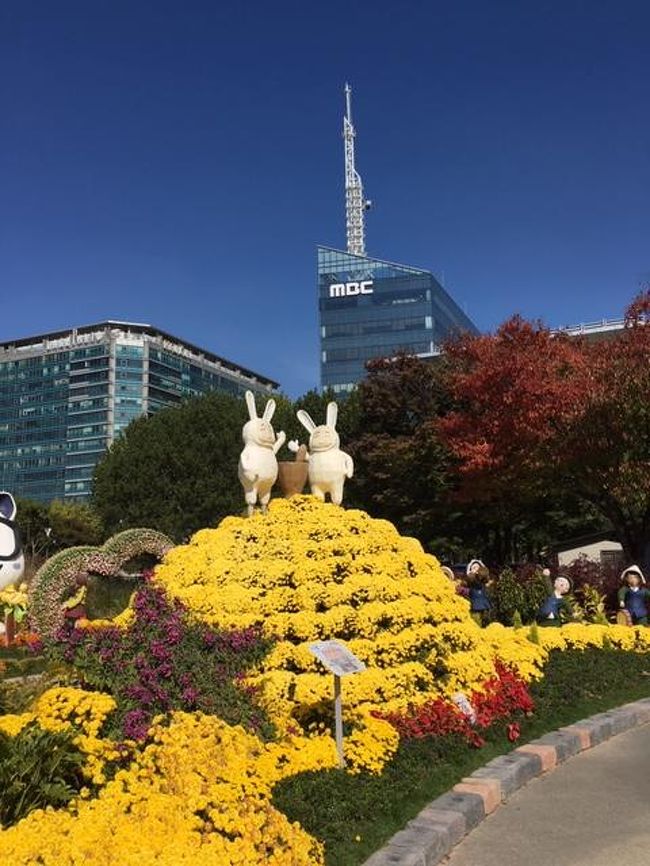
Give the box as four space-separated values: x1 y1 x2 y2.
318 246 479 392
0 321 278 503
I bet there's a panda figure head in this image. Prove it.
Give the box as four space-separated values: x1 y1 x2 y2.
0 492 25 591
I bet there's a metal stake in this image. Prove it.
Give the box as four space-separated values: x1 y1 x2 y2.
334 674 345 768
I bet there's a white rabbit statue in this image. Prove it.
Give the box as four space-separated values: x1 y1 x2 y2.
0 492 25 591
238 391 286 516
292 402 353 505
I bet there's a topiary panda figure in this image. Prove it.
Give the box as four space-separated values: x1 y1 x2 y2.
0 492 25 591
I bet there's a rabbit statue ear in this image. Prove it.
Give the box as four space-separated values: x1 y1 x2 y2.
262 399 276 422
245 391 258 420
296 409 316 433
0 492 17 521
326 402 338 429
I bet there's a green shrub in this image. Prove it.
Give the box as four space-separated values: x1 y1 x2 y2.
0 723 85 828
493 568 525 626
522 569 552 623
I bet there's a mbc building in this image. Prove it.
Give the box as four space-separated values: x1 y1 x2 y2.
318 246 479 393
0 321 277 503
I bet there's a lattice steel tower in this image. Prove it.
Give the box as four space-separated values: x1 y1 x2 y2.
343 83 371 256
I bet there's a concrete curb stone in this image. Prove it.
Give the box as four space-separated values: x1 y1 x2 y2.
361 697 650 866
469 749 542 797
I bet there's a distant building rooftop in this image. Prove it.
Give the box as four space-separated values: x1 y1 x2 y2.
0 320 279 389
553 317 625 338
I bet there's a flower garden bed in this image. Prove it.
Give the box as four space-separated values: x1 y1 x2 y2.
274 646 650 865
0 497 649 864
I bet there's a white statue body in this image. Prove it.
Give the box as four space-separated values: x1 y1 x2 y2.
238 391 286 516
294 402 353 506
0 492 25 591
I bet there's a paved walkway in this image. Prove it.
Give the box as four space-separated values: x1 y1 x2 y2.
445 722 650 866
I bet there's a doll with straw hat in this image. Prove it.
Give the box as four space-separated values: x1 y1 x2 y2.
617 565 650 626
465 558 492 626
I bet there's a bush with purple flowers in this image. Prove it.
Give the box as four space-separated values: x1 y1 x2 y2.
51 583 274 740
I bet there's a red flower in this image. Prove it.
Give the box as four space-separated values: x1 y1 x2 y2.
506 722 521 742
375 659 534 749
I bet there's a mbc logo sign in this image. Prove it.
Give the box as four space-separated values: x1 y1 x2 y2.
329 280 374 298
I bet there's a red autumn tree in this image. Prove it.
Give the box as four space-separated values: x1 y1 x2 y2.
440 291 650 570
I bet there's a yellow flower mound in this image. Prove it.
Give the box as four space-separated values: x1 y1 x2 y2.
0 711 324 866
0 687 121 785
154 497 541 738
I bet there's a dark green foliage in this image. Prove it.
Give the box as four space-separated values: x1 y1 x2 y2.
493 568 525 626
522 568 552 624
92 391 247 540
0 723 85 828
0 646 48 680
16 497 104 565
346 354 454 539
48 500 104 549
274 649 650 866
85 573 140 620
528 647 650 722
15 498 51 561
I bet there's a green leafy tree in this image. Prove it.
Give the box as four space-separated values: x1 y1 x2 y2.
48 500 104 549
15 499 103 574
92 392 248 540
15 499 50 561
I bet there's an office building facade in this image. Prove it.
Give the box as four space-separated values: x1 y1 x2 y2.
319 246 479 392
0 321 277 503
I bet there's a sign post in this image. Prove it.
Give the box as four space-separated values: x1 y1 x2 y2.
309 640 365 769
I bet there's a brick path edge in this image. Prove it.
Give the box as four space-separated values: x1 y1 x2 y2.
362 696 650 866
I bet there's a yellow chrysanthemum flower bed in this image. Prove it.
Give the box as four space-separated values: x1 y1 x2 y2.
3 496 650 865
154 497 650 744
154 498 543 737
0 699 325 865
0 686 120 786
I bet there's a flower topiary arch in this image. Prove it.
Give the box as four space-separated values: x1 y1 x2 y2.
29 528 174 641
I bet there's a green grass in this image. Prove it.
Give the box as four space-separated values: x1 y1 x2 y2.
272 649 650 866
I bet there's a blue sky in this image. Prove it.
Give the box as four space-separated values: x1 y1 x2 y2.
2 1 648 396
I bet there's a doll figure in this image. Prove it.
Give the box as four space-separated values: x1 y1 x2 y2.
466 559 491 626
537 575 573 627
617 565 649 626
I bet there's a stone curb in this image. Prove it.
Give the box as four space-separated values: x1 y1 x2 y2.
362 697 650 866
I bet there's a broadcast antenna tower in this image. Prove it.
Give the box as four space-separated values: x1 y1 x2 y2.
343 83 371 256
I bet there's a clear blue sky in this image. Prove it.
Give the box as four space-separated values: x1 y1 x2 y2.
2 1 648 395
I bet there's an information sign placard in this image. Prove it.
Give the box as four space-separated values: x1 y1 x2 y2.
309 640 366 676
